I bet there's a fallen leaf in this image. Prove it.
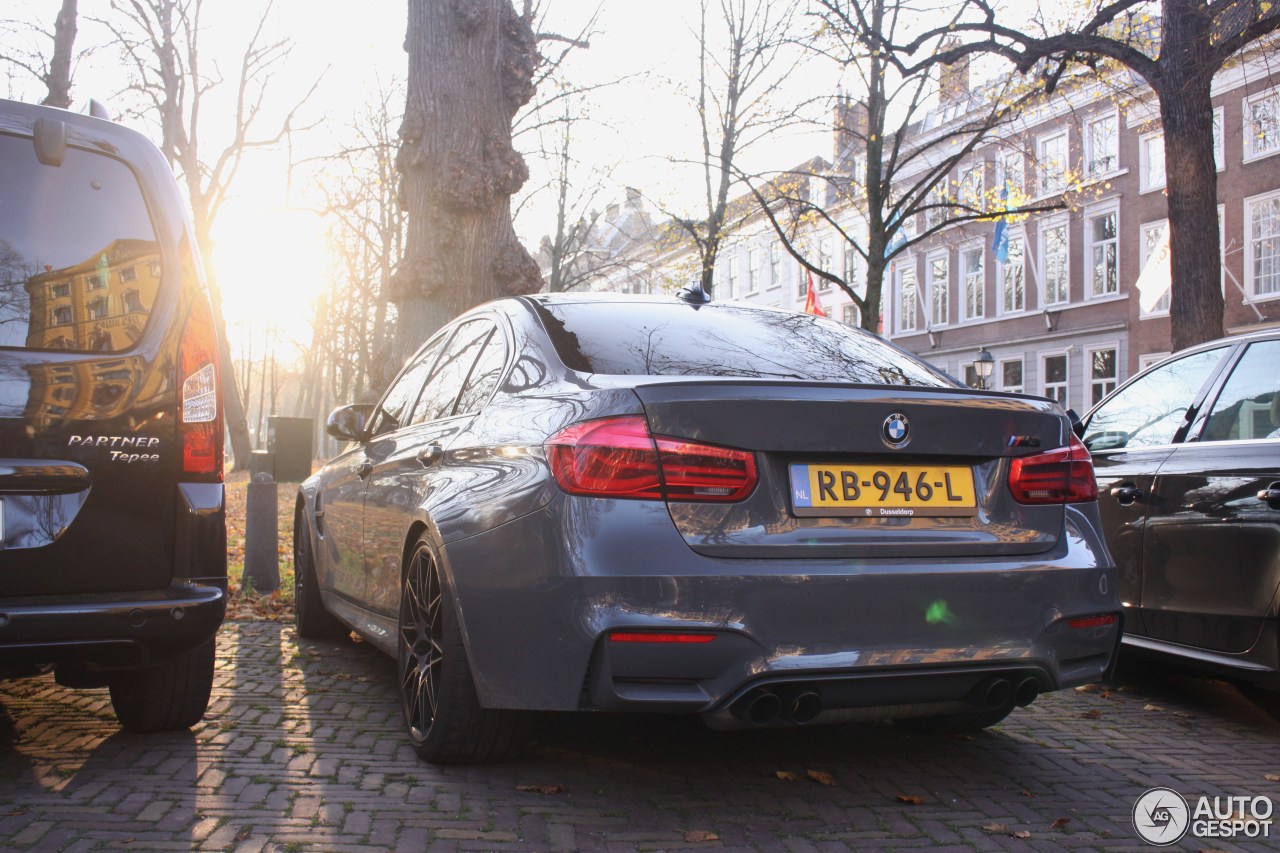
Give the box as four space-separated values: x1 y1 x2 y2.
1143 703 1164 712
1265 774 1280 782
807 769 837 786
1013 830 1032 839
1080 709 1103 719
1020 789 1036 798
775 770 800 782
1050 817 1071 830
515 783 565 795
1099 690 1113 699
1074 683 1098 693
981 823 1008 833
896 794 926 805
683 830 720 843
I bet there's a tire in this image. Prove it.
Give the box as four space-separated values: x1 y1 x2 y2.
397 537 527 764
294 507 349 640
894 705 1015 735
109 637 216 732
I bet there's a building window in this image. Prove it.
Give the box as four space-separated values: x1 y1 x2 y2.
1000 150 1023 197
1000 359 1024 393
1088 209 1119 297
1213 107 1224 171
769 244 781 288
843 243 857 288
87 297 110 320
51 306 73 326
1042 221 1069 305
962 247 984 320
925 181 948 230
86 274 105 290
118 265 137 284
959 162 984 212
928 253 949 327
1140 132 1165 191
897 262 918 332
818 240 833 291
1037 130 1068 195
1138 352 1170 372
842 302 861 327
796 255 807 300
1085 112 1118 176
746 247 759 294
1246 190 1280 298
1043 353 1068 407
725 252 738 298
1089 347 1118 406
50 282 71 299
124 289 145 313
1001 234 1024 314
1244 86 1280 160
1140 220 1170 315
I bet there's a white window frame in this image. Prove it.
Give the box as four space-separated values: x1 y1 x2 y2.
959 161 985 212
1086 203 1120 300
1138 352 1170 372
818 240 833 291
768 244 781 289
998 356 1025 394
1084 110 1120 177
1139 131 1165 192
999 150 1024 198
925 181 948 230
1041 350 1070 408
725 251 738 298
1087 344 1120 407
843 243 857 288
1036 128 1069 196
1245 188 1280 300
1040 217 1070 307
746 247 760 295
842 302 861 328
960 243 985 321
1139 219 1170 317
896 259 918 333
927 250 949 328
1213 106 1225 171
999 231 1026 315
1243 86 1280 163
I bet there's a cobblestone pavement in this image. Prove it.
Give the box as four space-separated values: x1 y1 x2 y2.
1 620 1278 852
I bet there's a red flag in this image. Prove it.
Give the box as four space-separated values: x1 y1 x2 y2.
804 272 827 317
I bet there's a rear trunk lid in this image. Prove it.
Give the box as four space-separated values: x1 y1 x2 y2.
633 380 1070 559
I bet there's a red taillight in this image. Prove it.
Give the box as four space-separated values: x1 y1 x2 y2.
545 415 757 502
1007 433 1097 504
179 296 223 480
1068 614 1117 630
609 631 717 644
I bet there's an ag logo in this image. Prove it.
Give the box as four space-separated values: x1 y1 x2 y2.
882 413 910 448
1133 787 1190 845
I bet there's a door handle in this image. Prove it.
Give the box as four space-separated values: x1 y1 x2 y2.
1259 482 1280 508
357 461 373 479
417 442 444 467
1110 484 1143 505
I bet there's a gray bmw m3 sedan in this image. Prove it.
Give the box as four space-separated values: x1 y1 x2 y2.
294 291 1120 763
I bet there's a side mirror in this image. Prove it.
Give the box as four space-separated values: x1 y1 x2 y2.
1067 408 1085 439
326 404 373 443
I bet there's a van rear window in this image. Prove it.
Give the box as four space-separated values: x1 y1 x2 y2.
0 133 161 352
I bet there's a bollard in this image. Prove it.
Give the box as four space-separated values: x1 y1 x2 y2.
244 471 280 594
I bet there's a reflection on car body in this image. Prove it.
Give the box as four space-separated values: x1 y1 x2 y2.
295 292 1120 763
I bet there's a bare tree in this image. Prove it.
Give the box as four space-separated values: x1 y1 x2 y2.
1 0 82 107
98 0 320 470
392 0 543 368
743 0 1054 332
672 0 805 296
854 0 1280 350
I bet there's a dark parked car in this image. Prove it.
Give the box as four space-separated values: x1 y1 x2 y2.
295 292 1120 763
1082 331 1280 687
0 99 226 730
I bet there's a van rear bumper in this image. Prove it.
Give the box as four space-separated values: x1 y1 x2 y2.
0 582 226 675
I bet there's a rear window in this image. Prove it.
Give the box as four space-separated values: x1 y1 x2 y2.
0 132 161 352
532 300 956 386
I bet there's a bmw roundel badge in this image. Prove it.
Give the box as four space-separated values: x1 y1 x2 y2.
882 413 910 447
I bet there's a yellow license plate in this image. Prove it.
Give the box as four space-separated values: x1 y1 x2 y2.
789 463 976 518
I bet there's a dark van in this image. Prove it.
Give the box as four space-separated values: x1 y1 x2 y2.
0 98 226 731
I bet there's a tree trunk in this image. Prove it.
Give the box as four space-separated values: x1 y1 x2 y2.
1157 11 1225 351
394 0 542 366
41 0 77 108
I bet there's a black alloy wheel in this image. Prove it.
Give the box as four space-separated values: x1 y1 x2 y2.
399 541 444 745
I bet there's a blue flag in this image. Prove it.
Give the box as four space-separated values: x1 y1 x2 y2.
991 182 1010 263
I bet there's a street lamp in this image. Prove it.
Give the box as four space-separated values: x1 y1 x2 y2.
974 347 995 390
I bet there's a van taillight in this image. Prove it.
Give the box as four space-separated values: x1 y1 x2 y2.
546 415 757 502
1007 433 1096 504
179 296 222 480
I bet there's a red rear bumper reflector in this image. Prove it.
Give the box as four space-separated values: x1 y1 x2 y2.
1068 614 1117 630
609 632 717 644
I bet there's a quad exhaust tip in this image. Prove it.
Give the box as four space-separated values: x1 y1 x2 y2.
733 688 825 727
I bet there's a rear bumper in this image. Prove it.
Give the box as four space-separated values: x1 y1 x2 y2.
0 582 226 676
442 498 1121 714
